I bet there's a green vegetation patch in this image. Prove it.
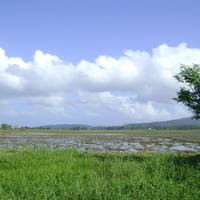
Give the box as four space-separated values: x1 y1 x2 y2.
0 149 199 199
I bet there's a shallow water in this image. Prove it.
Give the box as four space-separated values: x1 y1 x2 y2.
0 134 200 152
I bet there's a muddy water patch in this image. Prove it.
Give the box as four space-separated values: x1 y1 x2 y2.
0 135 200 152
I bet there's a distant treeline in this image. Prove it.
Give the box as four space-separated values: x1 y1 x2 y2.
1 117 200 130
34 125 200 130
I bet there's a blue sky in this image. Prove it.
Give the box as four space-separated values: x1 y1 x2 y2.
0 0 200 126
1 0 200 61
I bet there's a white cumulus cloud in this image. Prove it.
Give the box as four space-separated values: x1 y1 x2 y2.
0 43 199 124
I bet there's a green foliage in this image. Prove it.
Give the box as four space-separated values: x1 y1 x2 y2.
0 149 199 199
175 64 200 119
1 123 12 129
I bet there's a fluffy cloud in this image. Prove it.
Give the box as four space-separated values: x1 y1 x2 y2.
1 43 199 124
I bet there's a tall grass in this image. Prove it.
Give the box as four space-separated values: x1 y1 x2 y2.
0 149 199 199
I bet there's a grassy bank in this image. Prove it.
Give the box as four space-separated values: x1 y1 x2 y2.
0 149 199 199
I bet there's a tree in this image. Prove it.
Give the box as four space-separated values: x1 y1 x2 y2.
174 64 200 119
1 123 12 129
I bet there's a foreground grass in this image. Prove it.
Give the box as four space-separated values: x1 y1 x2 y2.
0 149 200 200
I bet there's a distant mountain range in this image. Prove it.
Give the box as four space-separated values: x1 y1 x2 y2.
39 124 91 129
38 117 200 130
125 117 200 129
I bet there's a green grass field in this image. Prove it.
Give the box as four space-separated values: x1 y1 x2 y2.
1 129 200 140
0 149 199 200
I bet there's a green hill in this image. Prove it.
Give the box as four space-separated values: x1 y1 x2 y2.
38 117 200 130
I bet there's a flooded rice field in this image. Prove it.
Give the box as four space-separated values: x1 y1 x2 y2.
0 134 200 152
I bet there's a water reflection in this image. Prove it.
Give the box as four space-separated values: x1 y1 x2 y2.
0 134 200 152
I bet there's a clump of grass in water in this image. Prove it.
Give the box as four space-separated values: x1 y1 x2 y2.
0 149 199 200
